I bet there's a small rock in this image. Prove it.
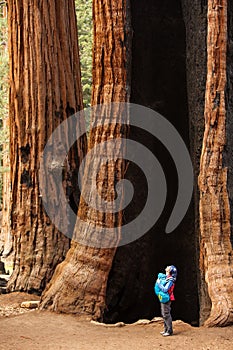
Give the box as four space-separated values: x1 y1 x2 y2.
113 322 125 327
20 301 40 309
151 317 163 323
132 319 151 325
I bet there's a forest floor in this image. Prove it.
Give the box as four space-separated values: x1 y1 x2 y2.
0 293 232 350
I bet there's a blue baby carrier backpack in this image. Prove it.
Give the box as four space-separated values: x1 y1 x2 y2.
154 273 170 303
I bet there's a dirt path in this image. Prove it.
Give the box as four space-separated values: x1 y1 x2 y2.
0 293 232 350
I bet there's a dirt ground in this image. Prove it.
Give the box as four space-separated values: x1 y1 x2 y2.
0 293 232 350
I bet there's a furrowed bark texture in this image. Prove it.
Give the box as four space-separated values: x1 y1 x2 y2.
7 0 85 293
40 0 132 320
198 0 233 326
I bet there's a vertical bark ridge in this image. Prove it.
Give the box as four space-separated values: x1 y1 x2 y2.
198 0 233 326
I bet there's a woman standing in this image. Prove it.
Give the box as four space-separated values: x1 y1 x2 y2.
156 265 177 336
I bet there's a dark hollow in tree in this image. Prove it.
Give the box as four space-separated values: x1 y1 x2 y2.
104 0 206 325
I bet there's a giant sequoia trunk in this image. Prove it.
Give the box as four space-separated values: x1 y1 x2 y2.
7 0 85 293
40 0 132 319
198 0 233 326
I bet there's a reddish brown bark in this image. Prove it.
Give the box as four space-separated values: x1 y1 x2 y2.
198 0 233 326
40 0 132 320
7 0 85 293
